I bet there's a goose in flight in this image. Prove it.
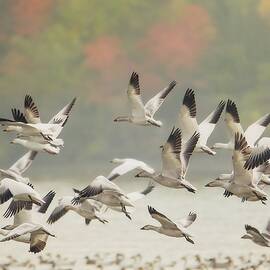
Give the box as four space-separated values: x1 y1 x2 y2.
177 88 225 155
0 210 56 253
212 100 270 150
241 223 270 247
206 133 270 203
72 176 134 220
47 195 108 225
114 72 176 127
135 127 199 193
0 151 37 184
0 178 55 217
141 206 197 244
99 181 155 214
107 158 154 181
1 95 76 153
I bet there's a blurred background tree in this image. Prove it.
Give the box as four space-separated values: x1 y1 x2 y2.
0 0 269 178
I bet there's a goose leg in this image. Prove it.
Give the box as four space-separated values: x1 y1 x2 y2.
120 203 131 220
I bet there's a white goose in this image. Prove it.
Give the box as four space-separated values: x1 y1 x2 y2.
213 99 270 150
177 88 225 155
241 223 270 247
135 127 199 193
114 72 176 127
107 158 154 181
72 176 134 219
0 151 37 184
1 95 76 154
0 209 56 253
206 133 270 203
0 178 55 217
47 195 107 225
141 206 197 244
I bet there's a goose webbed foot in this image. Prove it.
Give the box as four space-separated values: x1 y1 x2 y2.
121 203 132 220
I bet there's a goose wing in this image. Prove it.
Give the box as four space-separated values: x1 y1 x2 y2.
148 206 177 229
30 232 48 253
24 95 41 124
144 81 176 118
127 72 145 120
198 101 225 146
47 204 71 224
13 209 32 226
0 223 37 242
245 224 267 242
225 100 244 138
244 114 270 147
0 180 13 204
161 127 182 179
11 108 27 123
178 89 198 142
178 212 197 228
127 182 155 202
48 97 76 138
180 132 200 176
8 151 37 176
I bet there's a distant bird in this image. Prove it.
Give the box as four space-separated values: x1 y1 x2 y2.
135 127 199 193
47 195 107 225
206 133 270 203
0 210 56 253
212 99 270 149
114 72 176 127
141 206 197 244
72 176 134 219
0 151 37 184
177 88 225 155
242 223 270 247
0 178 55 217
107 158 154 181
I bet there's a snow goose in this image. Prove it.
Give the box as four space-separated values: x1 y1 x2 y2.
0 178 55 217
107 158 154 181
1 95 76 153
135 127 199 193
213 100 270 149
0 210 56 253
100 181 155 213
141 206 197 244
72 176 134 219
241 223 270 247
47 195 107 225
114 72 176 127
206 133 270 203
0 151 37 184
177 88 225 155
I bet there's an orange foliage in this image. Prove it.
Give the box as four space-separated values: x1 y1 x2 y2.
10 0 53 36
140 4 215 70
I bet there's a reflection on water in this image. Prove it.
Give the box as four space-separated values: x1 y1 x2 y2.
0 172 269 268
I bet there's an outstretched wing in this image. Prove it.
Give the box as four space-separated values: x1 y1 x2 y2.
198 101 225 145
24 95 41 124
178 212 197 228
148 206 177 229
9 151 38 175
127 72 145 120
144 81 176 118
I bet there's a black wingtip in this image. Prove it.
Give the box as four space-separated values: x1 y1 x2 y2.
129 72 140 94
183 88 196 117
209 100 226 124
234 132 248 151
226 99 240 123
38 190 56 214
260 114 270 127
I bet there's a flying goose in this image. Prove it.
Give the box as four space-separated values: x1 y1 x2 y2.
241 223 270 247
141 206 197 244
135 127 199 193
0 210 56 253
47 195 108 225
212 100 270 149
0 178 55 217
1 95 76 153
206 133 270 203
99 181 155 213
114 72 176 127
107 158 154 181
177 88 225 155
72 176 134 219
0 151 37 184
